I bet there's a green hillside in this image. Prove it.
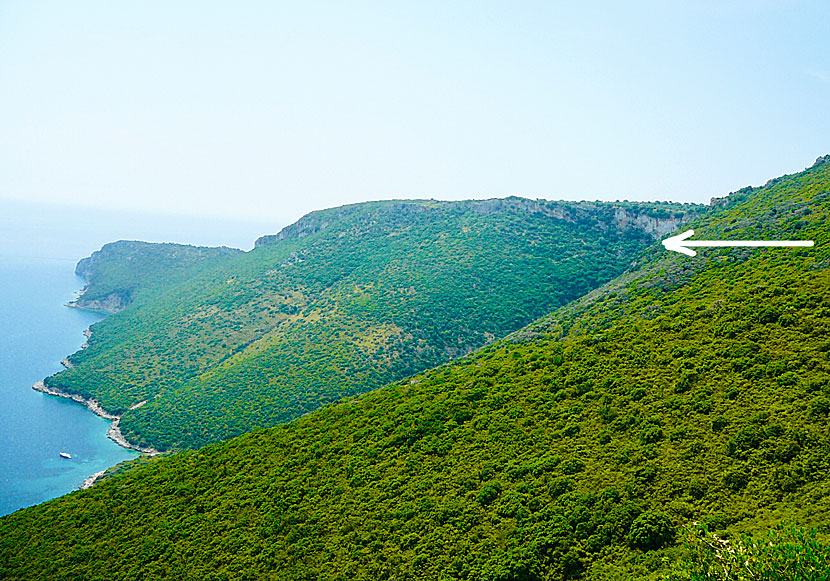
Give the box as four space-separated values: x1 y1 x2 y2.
46 198 696 450
1 159 828 580
70 240 243 312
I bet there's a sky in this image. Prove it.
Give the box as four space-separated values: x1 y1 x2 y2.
1 1 829 226
0 199 277 260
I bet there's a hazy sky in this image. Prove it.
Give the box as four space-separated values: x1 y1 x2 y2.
1 1 828 225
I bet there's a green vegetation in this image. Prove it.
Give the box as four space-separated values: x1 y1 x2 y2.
71 240 242 311
0 159 828 579
49 197 697 450
667 524 830 580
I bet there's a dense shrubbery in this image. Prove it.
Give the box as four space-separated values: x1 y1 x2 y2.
1 160 828 579
628 511 675 550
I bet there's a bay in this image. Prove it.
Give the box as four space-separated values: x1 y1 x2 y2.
0 200 283 516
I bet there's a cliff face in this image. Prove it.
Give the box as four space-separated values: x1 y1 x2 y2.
612 208 685 237
68 290 132 313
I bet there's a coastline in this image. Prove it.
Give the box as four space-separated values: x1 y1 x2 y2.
80 470 106 490
32 380 160 457
32 380 118 421
38 289 161 489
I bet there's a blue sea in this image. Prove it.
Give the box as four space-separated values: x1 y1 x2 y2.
0 200 282 516
0 257 138 516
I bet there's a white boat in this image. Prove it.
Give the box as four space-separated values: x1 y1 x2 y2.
59 452 72 459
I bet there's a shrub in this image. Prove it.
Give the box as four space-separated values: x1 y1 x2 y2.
723 467 750 491
561 458 585 475
477 480 502 505
627 510 675 550
549 477 575 498
687 478 707 500
640 425 664 445
811 397 830 417
635 465 658 486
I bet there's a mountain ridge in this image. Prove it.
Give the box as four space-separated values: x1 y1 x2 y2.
45 197 702 451
254 197 691 247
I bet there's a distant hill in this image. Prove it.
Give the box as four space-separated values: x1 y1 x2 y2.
2 159 827 579
70 240 243 312
45 197 697 450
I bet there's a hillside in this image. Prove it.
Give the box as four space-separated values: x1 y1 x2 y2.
69 240 243 312
44 198 696 450
1 159 827 580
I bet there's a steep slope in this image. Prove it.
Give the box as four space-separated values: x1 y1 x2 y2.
1 159 827 580
44 198 695 450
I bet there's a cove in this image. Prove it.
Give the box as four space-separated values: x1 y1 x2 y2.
0 256 138 517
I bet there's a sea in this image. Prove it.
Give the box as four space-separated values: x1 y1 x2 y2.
0 200 282 516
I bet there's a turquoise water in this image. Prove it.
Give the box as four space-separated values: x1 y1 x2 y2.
0 200 282 517
0 257 139 516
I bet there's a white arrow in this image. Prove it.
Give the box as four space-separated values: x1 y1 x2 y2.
662 229 814 257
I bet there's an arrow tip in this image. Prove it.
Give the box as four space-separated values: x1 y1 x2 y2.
662 229 697 256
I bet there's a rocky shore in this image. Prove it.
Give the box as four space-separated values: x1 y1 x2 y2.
32 378 160 489
106 414 157 455
80 471 106 490
32 380 118 421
